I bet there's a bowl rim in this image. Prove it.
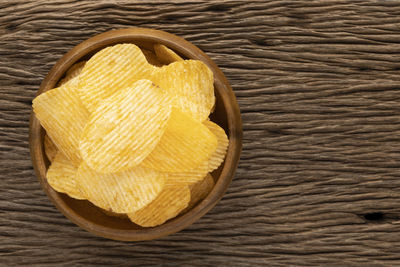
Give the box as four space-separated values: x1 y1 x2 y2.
29 27 242 241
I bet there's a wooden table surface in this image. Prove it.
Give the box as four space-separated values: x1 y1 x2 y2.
2 0 400 265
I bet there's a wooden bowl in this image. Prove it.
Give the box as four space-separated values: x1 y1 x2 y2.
29 28 242 241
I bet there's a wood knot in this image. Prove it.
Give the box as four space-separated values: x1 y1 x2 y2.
363 212 384 221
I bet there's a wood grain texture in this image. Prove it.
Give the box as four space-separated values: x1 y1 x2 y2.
2 0 400 265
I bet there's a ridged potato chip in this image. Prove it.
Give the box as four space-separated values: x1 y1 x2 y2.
76 162 166 213
184 174 215 212
127 184 190 227
165 161 209 185
44 134 58 162
141 108 218 172
154 44 183 65
78 44 154 112
33 84 89 165
142 48 163 67
57 61 86 87
79 79 172 173
100 209 128 219
152 60 215 121
203 120 229 172
46 152 85 199
165 121 228 185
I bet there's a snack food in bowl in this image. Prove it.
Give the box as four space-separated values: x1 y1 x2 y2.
29 28 242 241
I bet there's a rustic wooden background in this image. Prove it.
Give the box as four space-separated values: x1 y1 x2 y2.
2 0 400 265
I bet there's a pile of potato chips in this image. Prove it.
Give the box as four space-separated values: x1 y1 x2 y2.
33 43 228 227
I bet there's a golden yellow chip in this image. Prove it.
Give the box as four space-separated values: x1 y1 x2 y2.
57 61 86 87
78 44 154 112
210 101 216 113
100 209 128 219
33 84 89 165
203 120 229 172
142 48 163 67
76 162 166 213
152 60 214 121
165 161 209 185
163 120 227 185
153 44 183 65
79 79 172 173
44 134 58 162
127 184 190 227
184 174 215 212
46 152 85 200
141 108 218 172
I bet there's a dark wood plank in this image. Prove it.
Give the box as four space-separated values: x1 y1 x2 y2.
2 0 400 265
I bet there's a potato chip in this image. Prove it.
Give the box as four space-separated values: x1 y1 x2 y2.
44 134 58 162
46 152 85 199
78 44 154 112
165 161 209 185
152 60 214 121
76 162 165 213
33 84 89 165
100 209 128 219
203 120 229 172
184 174 215 212
141 108 218 172
57 61 86 87
127 184 190 227
210 101 216 113
153 44 183 65
163 120 227 185
142 48 163 67
79 79 172 173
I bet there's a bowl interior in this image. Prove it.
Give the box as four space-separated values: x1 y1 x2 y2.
30 28 241 241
